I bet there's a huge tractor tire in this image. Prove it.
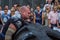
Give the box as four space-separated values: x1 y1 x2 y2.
13 23 60 40
13 23 52 40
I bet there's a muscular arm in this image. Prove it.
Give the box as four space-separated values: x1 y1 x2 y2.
2 18 18 35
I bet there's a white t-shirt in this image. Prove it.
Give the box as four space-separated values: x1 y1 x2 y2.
3 10 11 15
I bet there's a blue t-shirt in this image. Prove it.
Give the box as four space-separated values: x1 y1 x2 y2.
1 13 10 24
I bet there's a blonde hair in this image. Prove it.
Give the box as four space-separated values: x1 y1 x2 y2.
58 5 60 9
11 7 15 16
11 7 15 11
53 5 58 9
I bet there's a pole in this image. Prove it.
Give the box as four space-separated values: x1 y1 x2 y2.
32 0 33 8
9 0 12 9
0 0 1 5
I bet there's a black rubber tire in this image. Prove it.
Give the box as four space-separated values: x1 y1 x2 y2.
13 23 52 40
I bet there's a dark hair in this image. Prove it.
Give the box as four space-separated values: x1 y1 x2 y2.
17 4 20 7
58 0 60 2
36 5 40 7
4 8 8 10
5 5 8 7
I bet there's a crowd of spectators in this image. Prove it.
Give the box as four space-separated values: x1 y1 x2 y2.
0 0 60 34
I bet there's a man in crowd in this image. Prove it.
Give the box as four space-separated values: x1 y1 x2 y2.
48 6 58 29
15 4 21 19
34 5 42 24
4 5 11 15
1 8 10 25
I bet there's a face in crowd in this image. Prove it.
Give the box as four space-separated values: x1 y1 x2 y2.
16 5 20 11
58 3 60 10
53 6 57 12
46 6 51 13
47 0 52 4
26 5 30 9
4 8 8 14
14 4 17 10
11 7 15 16
36 6 40 12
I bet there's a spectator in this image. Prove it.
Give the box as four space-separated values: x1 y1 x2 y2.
15 4 21 19
54 0 59 6
10 7 16 18
58 3 60 12
48 6 58 29
26 5 30 10
58 4 60 28
43 0 53 11
42 6 51 26
0 6 4 15
4 5 11 15
46 0 52 3
5 8 17 40
13 4 17 11
31 8 36 23
1 8 10 25
34 5 42 24
0 6 3 32
27 8 35 23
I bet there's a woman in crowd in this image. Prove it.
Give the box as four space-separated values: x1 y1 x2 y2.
30 9 36 23
42 6 51 26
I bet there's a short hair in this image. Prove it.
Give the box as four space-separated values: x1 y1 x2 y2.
17 4 20 7
4 8 8 10
11 8 15 12
36 5 40 7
